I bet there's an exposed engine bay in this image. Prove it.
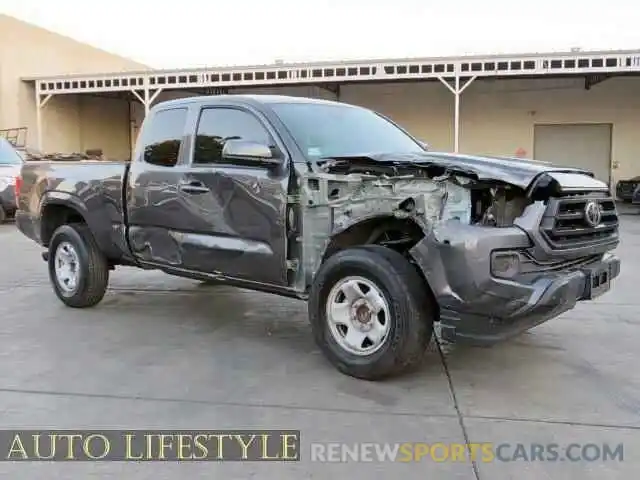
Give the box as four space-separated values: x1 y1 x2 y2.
472 185 531 227
307 152 607 238
312 157 532 229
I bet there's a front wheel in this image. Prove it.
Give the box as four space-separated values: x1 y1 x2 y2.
48 223 109 308
308 245 435 380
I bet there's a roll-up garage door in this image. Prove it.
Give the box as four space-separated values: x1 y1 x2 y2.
533 123 612 184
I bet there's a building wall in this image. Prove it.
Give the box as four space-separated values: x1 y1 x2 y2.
0 14 146 157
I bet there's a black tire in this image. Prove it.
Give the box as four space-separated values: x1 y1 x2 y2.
48 223 109 308
308 245 435 380
0 207 6 224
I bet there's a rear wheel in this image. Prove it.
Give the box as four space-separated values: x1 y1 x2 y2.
48 224 109 308
308 245 435 380
0 206 6 224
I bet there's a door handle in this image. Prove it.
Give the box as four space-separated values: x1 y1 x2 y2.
179 180 210 194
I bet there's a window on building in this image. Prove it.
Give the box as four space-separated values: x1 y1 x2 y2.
193 108 271 165
143 108 188 167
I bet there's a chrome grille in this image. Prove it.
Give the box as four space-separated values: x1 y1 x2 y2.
540 194 619 249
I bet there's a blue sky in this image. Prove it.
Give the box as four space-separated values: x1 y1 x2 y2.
1 0 639 68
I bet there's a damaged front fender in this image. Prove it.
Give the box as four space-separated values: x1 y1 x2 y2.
298 171 474 289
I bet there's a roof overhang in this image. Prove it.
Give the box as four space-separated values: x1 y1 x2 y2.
22 48 640 96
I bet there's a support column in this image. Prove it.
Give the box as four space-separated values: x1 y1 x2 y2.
438 74 477 153
144 87 150 116
130 87 164 116
34 84 53 151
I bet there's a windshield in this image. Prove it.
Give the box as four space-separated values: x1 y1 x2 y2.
0 138 23 165
271 102 425 160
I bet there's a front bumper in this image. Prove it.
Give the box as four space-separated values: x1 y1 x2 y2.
409 221 620 345
617 183 638 201
616 191 634 201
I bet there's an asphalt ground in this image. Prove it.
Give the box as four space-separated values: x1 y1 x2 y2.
1 208 639 479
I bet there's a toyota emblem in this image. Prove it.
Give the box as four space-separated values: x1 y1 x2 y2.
584 201 602 227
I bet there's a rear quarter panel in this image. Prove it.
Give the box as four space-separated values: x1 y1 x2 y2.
18 160 129 260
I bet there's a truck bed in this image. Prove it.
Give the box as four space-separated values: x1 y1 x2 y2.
16 160 131 261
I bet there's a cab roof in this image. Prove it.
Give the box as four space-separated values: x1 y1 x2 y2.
152 94 350 111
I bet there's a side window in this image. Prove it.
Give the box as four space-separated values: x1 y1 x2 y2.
143 108 188 167
193 108 271 165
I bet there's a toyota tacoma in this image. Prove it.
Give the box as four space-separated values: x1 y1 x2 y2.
14 95 621 380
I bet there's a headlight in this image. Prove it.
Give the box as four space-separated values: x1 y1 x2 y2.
0 177 14 191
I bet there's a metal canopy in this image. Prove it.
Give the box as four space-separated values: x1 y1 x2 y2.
28 49 640 152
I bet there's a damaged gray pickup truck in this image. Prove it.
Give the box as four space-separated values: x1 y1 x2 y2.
15 94 621 380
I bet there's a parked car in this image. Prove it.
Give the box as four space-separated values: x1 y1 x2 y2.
615 176 640 202
0 137 23 223
631 184 640 206
13 95 621 380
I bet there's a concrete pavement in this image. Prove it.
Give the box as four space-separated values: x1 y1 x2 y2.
0 211 639 479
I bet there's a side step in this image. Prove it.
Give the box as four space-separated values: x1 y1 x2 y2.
41 251 48 262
